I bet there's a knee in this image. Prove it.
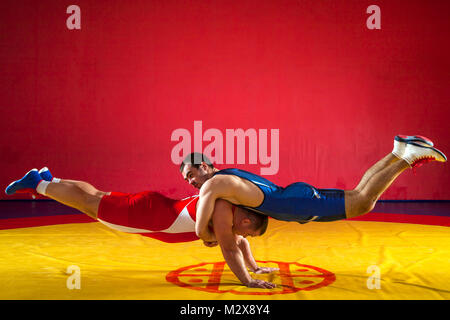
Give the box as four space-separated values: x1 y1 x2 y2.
94 190 108 198
358 199 376 215
346 190 376 218
81 192 102 219
355 191 377 215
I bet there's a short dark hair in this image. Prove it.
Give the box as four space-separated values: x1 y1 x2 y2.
179 152 214 172
245 210 269 236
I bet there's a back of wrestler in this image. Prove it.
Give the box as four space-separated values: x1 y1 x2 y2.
214 168 346 223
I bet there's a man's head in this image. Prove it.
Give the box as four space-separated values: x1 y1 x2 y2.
232 207 269 238
180 152 216 189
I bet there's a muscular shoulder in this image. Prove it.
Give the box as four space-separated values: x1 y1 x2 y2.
207 174 236 185
200 175 237 197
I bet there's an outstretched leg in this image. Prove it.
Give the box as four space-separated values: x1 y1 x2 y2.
60 179 110 196
40 181 109 219
345 159 410 219
354 135 435 192
346 135 446 219
354 153 399 192
5 168 110 219
38 167 108 198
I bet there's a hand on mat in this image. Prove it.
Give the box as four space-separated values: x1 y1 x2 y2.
247 279 276 289
203 240 218 247
253 267 280 274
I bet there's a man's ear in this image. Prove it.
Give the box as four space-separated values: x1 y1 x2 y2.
200 161 210 171
242 218 252 226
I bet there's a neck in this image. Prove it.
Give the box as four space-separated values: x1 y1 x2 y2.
207 168 220 179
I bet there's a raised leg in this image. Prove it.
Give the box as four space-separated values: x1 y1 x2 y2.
60 179 111 196
354 153 399 192
345 159 410 219
43 181 109 219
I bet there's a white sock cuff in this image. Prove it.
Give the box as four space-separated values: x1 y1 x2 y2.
391 151 401 159
392 140 403 158
52 178 61 183
401 153 414 166
36 181 50 195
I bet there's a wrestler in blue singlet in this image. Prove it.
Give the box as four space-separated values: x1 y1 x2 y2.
214 168 347 224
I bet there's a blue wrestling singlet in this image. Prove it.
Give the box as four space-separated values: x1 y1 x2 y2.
214 168 347 224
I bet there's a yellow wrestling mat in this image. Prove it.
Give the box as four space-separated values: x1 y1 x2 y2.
0 219 449 300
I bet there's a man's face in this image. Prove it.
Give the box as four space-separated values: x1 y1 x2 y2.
181 163 211 189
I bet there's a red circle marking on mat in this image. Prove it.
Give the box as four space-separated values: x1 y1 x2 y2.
166 261 336 295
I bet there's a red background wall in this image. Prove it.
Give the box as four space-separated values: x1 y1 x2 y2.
1 0 449 200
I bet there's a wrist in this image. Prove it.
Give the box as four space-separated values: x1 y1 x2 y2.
249 266 259 273
244 277 255 287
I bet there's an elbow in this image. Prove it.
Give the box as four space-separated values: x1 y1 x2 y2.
196 229 204 239
196 227 208 239
197 232 206 239
235 235 245 247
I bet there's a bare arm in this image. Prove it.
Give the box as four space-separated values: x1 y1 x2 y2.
236 235 258 271
195 176 234 241
236 236 280 274
213 201 276 288
219 235 253 286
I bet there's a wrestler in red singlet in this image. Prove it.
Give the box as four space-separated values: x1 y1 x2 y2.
97 191 201 243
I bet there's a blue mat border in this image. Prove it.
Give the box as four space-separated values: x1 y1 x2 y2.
1 199 449 220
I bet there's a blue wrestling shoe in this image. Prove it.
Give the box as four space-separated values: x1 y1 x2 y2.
39 167 53 181
5 169 43 195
